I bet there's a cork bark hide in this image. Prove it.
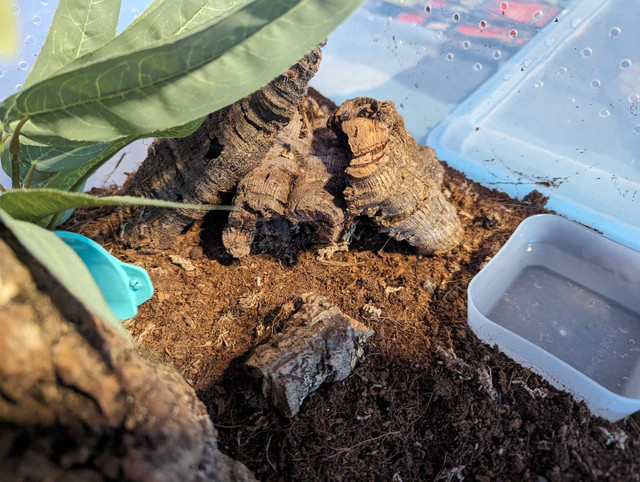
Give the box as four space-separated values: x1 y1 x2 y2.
0 233 254 481
221 92 461 258
121 46 460 256
123 47 324 249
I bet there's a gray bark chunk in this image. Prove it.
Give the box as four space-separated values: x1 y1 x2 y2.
245 293 373 418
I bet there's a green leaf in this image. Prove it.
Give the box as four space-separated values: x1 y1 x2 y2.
0 208 127 337
6 0 363 143
0 0 17 57
93 0 252 56
0 188 233 224
25 0 123 88
11 139 110 172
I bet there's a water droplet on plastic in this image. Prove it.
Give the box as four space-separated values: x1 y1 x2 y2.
479 20 488 30
11 4 20 14
559 329 567 336
435 31 443 39
522 58 531 68
41 0 49 5
0 69 4 79
534 81 544 88
425 4 432 13
545 38 555 47
557 66 568 75
533 281 543 289
462 40 471 50
634 124 640 134
533 10 544 22
599 109 610 118
620 353 629 359
630 94 640 103
609 27 621 38
509 29 518 39
571 18 581 28
446 53 454 62
581 47 592 58
493 50 502 60
452 12 460 22
630 339 636 345
591 79 601 88
32 15 42 25
502 72 511 81
569 97 576 103
15 84 22 92
18 60 28 71
620 59 632 70
473 62 483 72
24 35 35 46
501 1 509 11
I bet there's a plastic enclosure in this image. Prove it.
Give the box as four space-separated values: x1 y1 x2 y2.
54 231 153 320
469 214 640 421
430 0 640 251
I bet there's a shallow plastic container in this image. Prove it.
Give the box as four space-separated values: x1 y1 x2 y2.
469 214 640 421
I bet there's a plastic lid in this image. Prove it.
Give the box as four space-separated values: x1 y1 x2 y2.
429 0 640 249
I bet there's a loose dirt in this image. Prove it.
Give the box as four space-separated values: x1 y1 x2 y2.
66 166 640 481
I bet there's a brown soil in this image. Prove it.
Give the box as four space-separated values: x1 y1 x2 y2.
66 167 640 481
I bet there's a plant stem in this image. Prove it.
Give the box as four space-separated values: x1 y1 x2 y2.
68 144 126 193
9 117 30 189
0 183 6 193
24 163 36 189
46 212 64 230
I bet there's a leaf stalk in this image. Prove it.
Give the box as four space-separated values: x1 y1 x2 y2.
9 117 30 189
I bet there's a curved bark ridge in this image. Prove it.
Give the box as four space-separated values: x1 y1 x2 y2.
221 94 461 259
331 97 462 254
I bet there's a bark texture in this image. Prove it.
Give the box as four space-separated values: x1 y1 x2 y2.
123 47 324 248
221 92 461 258
330 97 462 254
222 94 348 259
246 293 373 418
0 233 254 481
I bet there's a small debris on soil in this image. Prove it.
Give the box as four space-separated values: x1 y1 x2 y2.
168 254 196 271
421 278 437 295
361 303 382 319
245 293 373 417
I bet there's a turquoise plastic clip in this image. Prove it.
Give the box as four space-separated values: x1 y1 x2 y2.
54 231 154 320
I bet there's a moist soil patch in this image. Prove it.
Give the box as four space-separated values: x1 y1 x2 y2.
66 167 640 481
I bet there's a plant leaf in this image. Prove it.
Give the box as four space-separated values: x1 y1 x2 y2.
0 0 18 57
93 0 252 56
0 188 232 224
0 208 127 336
11 139 111 172
25 0 123 88
5 0 363 143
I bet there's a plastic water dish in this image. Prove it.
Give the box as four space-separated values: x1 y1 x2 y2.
468 214 640 421
54 232 153 320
